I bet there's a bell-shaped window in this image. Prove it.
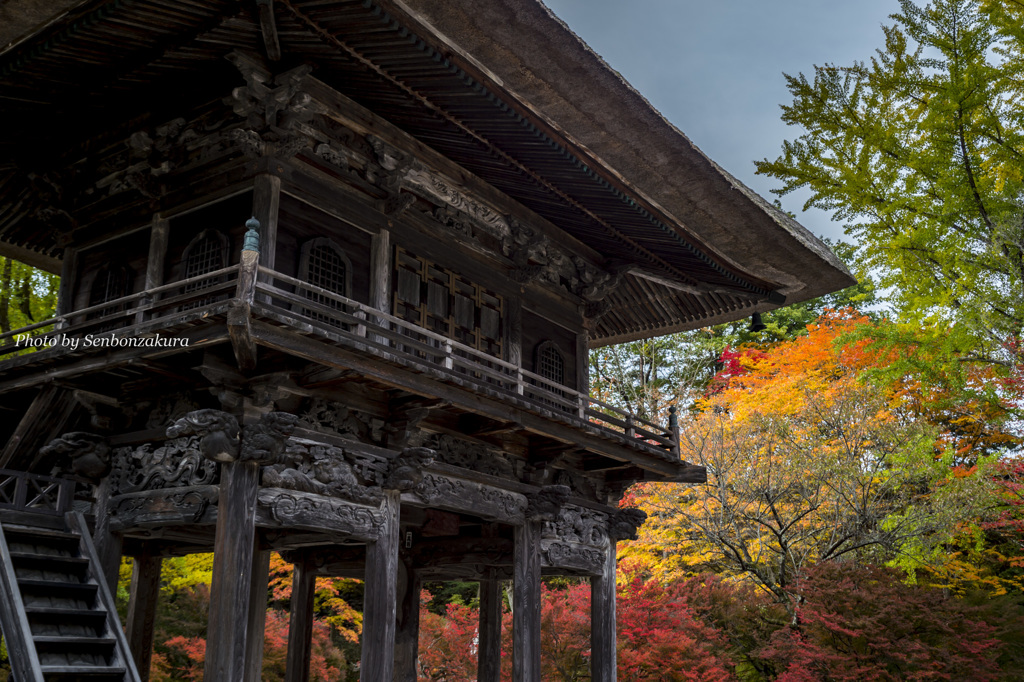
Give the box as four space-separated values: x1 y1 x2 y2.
536 340 566 386
87 265 132 328
181 230 229 309
299 238 351 327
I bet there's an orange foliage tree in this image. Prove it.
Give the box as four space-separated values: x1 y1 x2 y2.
622 312 1005 606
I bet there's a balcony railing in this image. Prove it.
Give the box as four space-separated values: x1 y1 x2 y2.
0 262 681 460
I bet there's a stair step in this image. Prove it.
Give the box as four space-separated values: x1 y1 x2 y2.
10 551 90 570
3 525 78 542
40 665 126 681
35 634 117 650
4 526 81 551
18 578 98 599
26 605 109 623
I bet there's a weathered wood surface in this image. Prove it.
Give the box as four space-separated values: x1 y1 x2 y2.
255 487 381 539
393 559 421 682
286 556 316 682
69 511 144 681
0 523 43 681
361 489 400 681
514 521 542 682
204 461 259 681
478 575 502 682
401 473 527 524
591 543 617 682
245 549 271 682
127 552 162 682
248 316 694 477
108 485 219 532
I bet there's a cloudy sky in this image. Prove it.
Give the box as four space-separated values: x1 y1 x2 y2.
541 0 903 243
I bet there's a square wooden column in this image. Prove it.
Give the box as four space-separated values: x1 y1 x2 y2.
361 489 401 680
591 542 617 682
286 555 317 682
204 460 260 680
244 548 271 682
393 559 421 682
478 575 503 682
513 521 542 681
126 552 162 682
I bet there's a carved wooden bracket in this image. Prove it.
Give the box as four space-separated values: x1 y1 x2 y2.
40 432 111 483
608 507 648 542
525 484 571 522
384 447 436 491
167 410 240 462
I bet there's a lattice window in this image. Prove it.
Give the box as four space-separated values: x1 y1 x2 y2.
537 341 566 386
393 246 503 358
181 230 229 309
87 265 132 329
299 238 351 328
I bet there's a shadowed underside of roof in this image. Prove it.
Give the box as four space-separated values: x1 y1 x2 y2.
0 0 855 345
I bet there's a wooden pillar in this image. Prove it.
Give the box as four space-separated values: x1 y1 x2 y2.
369 228 391 315
361 489 400 680
204 461 260 680
137 215 169 325
55 246 77 324
506 297 523 367
285 556 316 682
126 553 162 681
393 560 421 682
513 521 542 682
244 548 271 682
591 543 617 682
576 330 589 394
478 575 502 682
92 477 122 594
253 175 281 271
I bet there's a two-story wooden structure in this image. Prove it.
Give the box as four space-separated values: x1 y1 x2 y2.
0 0 854 680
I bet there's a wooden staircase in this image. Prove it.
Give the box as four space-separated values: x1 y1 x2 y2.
0 470 140 682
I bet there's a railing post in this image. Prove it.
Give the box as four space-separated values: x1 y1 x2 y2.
57 477 75 514
443 339 453 370
354 310 367 338
578 394 586 420
516 368 524 396
236 218 261 305
625 415 635 439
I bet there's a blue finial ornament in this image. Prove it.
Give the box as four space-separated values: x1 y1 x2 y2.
243 216 261 254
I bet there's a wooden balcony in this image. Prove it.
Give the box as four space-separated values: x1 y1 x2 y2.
0 263 685 467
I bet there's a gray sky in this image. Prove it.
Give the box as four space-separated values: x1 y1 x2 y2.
541 0 903 243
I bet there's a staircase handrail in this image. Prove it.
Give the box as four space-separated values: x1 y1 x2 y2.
0 522 44 681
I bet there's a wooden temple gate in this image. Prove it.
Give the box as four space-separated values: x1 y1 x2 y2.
0 0 854 680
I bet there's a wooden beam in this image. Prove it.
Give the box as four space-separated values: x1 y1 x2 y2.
360 489 400 680
478 575 502 682
285 556 316 682
591 543 617 682
256 0 282 61
126 553 162 682
513 521 542 681
244 548 271 682
0 385 59 468
204 461 260 680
